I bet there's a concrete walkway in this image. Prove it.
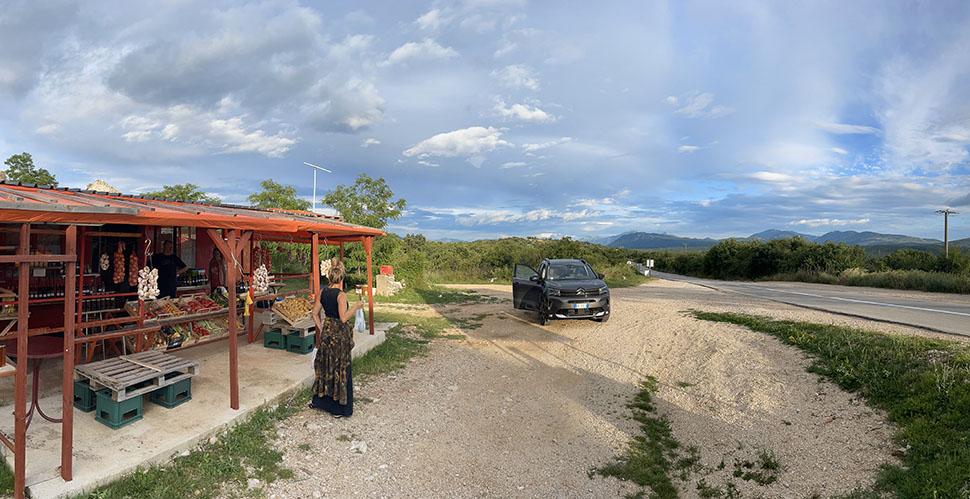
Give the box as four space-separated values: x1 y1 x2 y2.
0 323 390 499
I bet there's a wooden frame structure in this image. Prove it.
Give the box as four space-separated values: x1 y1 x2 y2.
0 181 383 498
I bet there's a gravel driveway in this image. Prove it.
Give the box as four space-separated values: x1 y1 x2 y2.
263 280 932 498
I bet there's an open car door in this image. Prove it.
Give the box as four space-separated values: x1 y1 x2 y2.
512 263 541 310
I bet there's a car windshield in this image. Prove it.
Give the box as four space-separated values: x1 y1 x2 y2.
547 263 595 280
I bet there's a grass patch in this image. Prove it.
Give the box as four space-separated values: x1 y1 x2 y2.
604 274 654 289
593 376 700 498
692 311 970 497
297 443 310 452
0 462 11 497
676 381 692 388
77 396 302 498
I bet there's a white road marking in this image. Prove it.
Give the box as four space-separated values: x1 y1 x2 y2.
728 284 970 318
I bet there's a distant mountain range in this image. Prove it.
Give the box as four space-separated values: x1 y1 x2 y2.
585 229 970 254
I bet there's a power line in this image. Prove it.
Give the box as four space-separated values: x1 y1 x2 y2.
936 209 959 257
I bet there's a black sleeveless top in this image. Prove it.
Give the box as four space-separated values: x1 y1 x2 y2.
321 287 342 319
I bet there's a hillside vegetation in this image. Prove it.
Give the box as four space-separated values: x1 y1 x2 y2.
657 237 970 294
266 234 970 294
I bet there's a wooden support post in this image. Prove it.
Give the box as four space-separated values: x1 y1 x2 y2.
75 226 85 365
14 223 29 499
227 230 239 410
248 236 255 344
311 233 320 300
205 228 241 410
311 233 321 348
61 224 76 481
362 236 375 335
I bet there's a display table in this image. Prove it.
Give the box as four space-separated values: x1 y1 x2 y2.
2 335 64 430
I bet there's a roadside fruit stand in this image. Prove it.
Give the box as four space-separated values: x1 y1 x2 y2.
0 181 383 498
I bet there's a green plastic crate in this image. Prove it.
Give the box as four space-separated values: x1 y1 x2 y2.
73 380 96 413
263 329 285 350
150 378 192 409
94 390 143 430
286 332 315 354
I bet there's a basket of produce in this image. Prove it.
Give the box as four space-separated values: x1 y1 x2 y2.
271 296 313 326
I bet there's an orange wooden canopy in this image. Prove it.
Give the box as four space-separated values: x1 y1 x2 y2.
0 181 384 240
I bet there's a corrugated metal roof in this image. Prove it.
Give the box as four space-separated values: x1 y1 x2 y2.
0 181 383 240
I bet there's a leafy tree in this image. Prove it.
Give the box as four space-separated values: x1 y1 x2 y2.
248 179 311 211
142 183 220 204
4 152 58 187
322 173 406 229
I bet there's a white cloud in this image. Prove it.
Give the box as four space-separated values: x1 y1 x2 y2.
500 161 526 168
671 92 734 118
403 126 511 158
382 39 458 66
416 160 440 167
118 106 297 157
938 133 970 143
664 96 678 105
415 9 448 30
521 137 571 153
494 98 554 122
361 138 381 148
491 64 539 90
788 218 871 227
813 121 880 134
616 188 631 198
678 145 701 153
831 147 849 155
34 123 61 135
458 207 590 226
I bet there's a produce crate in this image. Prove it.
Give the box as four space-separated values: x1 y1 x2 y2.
94 390 143 430
73 379 96 413
149 378 192 409
271 297 313 326
263 329 285 350
286 332 315 354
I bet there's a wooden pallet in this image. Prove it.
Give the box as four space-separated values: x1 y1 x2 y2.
282 316 316 337
75 350 199 402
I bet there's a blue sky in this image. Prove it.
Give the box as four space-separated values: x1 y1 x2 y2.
1 0 969 241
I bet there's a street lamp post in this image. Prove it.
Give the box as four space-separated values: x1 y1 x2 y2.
303 162 333 213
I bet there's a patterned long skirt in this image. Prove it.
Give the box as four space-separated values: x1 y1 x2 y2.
311 317 354 416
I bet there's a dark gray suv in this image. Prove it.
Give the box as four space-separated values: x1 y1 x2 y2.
512 258 610 325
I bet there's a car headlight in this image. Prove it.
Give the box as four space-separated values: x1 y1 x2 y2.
547 288 561 296
598 287 608 295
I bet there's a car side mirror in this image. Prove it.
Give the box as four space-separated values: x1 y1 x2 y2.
529 275 540 282
597 273 605 279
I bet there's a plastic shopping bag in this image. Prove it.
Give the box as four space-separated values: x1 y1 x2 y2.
354 308 365 333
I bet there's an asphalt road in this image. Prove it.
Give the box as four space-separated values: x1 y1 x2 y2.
652 271 970 338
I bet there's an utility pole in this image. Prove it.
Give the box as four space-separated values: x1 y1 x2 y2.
936 209 959 257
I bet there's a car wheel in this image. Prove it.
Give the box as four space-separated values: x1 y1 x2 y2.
538 297 548 325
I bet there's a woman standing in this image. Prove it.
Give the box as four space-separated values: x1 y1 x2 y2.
310 259 364 417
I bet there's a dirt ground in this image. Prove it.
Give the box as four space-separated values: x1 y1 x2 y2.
262 279 939 498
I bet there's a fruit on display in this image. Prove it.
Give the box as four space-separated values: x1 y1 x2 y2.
275 296 312 320
112 245 125 284
191 322 210 338
99 253 110 271
253 264 270 293
137 267 160 300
